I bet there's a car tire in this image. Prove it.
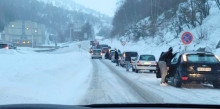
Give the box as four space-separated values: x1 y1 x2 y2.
213 82 220 88
132 68 135 72
173 72 182 88
135 69 139 73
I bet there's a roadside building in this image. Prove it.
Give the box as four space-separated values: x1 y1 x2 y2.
1 20 46 46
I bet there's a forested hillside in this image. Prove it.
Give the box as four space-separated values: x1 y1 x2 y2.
111 0 216 41
0 0 110 42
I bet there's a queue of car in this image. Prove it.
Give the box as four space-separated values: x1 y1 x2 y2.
89 41 220 88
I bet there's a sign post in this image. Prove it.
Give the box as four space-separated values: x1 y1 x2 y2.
181 32 193 51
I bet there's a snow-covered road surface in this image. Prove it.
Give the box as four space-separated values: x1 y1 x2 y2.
0 42 220 105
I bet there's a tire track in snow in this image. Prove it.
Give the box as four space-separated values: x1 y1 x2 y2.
100 60 163 103
80 59 113 104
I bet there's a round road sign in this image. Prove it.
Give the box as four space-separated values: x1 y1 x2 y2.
181 32 193 45
121 41 126 46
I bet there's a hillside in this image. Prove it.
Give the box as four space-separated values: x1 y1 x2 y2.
104 0 220 59
0 0 111 42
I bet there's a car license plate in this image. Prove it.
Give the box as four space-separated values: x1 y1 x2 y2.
144 62 151 65
197 67 211 72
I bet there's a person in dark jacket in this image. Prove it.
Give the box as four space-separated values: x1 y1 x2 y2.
115 49 119 66
125 54 131 72
158 47 176 86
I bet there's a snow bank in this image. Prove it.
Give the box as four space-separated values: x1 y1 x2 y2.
0 44 92 105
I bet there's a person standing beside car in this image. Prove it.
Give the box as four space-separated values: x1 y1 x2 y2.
158 47 176 86
115 49 119 66
125 54 131 72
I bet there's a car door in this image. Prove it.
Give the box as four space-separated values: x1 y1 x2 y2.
169 53 180 77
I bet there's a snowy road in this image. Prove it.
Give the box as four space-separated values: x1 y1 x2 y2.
80 59 162 105
0 42 220 105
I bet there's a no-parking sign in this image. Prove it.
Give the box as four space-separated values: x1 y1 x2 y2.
181 32 193 45
121 41 126 46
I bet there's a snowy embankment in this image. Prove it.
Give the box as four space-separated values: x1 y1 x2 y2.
101 1 220 59
0 43 92 105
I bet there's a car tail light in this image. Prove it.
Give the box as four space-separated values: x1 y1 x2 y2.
182 54 187 62
100 53 102 55
154 62 158 66
137 61 141 66
182 77 188 80
91 53 94 55
215 55 220 62
123 53 126 58
5 46 9 49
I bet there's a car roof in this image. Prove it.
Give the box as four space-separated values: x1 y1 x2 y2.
139 54 155 56
178 51 214 55
93 49 101 51
123 51 138 53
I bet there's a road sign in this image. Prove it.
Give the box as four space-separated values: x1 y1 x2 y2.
121 41 126 46
181 32 193 45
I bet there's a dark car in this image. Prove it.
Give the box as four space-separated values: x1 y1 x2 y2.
102 47 109 53
120 51 138 67
165 51 220 88
109 50 115 60
0 43 9 49
90 41 94 46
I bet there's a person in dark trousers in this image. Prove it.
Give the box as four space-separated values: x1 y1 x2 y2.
115 49 119 66
158 47 176 86
105 50 110 59
125 54 131 72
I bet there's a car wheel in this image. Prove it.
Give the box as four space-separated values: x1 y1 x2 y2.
213 82 220 88
132 68 135 72
135 69 139 73
173 72 182 88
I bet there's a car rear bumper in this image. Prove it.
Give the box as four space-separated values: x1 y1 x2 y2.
136 66 157 70
92 55 102 58
182 74 220 83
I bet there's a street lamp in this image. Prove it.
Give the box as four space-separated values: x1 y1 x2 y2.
11 25 15 28
32 29 38 48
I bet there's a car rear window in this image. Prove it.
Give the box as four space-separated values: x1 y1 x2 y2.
126 52 138 57
187 54 219 63
93 50 101 53
140 55 155 61
0 44 7 48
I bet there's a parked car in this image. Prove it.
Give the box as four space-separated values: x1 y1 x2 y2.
165 51 220 88
0 43 16 49
91 49 102 59
0 43 9 49
109 50 115 60
120 51 138 67
100 44 108 49
102 47 109 53
90 41 94 46
111 52 122 63
132 54 158 73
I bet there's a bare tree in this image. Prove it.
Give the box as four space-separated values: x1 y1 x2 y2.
216 0 220 10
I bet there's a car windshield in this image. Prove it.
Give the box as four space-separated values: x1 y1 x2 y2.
187 54 219 63
140 55 155 61
1 0 220 107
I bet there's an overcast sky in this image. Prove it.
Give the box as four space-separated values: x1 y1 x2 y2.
73 0 117 17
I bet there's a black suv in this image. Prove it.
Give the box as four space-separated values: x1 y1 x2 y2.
120 51 138 67
166 51 220 88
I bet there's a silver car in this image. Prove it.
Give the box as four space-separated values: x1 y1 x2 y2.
132 54 157 73
91 49 102 59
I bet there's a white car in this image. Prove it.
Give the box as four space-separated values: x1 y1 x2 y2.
132 54 157 73
91 49 102 59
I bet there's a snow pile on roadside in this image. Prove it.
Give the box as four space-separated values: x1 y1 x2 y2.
0 44 92 105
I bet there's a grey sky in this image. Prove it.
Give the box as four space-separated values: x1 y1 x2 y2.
73 0 117 17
